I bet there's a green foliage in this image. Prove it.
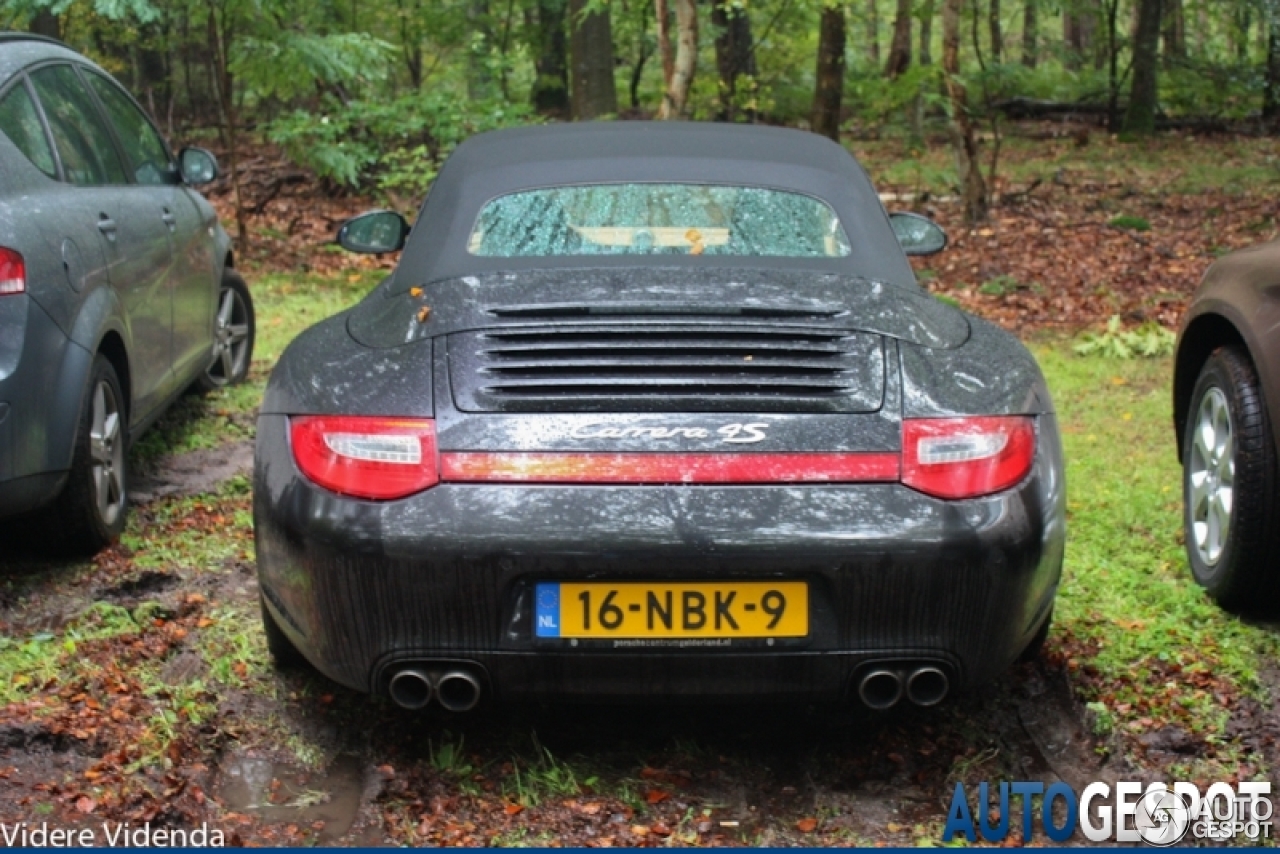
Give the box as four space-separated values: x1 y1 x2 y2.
1073 315 1175 359
267 93 539 192
1108 214 1151 231
848 64 945 125
232 32 394 102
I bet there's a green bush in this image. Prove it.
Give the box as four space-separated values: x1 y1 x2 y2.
266 92 540 196
1073 315 1175 359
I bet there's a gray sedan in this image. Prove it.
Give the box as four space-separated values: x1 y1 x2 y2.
0 33 253 552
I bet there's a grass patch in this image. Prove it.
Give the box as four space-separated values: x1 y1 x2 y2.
1037 341 1280 748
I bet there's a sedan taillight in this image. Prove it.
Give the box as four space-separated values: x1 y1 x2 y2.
290 416 439 500
901 416 1036 499
0 248 25 295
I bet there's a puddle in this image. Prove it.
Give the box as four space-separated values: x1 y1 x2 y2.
217 753 365 844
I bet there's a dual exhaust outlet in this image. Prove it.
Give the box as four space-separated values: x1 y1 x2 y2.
388 666 483 712
857 665 950 709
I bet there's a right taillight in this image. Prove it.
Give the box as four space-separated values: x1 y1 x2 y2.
0 248 25 295
290 416 439 500
901 416 1036 499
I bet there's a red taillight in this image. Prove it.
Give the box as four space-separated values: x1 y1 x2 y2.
290 416 438 500
439 452 900 484
901 416 1036 499
0 248 25 295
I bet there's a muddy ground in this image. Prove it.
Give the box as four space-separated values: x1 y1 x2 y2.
0 442 1276 847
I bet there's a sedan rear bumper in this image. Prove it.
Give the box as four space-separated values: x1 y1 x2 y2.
253 413 1065 702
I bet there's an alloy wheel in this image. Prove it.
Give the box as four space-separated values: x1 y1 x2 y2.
89 379 125 527
207 285 251 385
1188 386 1234 566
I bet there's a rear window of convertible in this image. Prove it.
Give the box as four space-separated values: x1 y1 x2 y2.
468 184 852 258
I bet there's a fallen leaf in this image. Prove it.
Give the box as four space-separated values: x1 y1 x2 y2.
645 789 669 804
75 796 96 814
796 817 818 833
504 803 524 815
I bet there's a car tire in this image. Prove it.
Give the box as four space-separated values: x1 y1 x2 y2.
261 595 307 669
44 355 129 554
1182 346 1280 612
195 270 255 392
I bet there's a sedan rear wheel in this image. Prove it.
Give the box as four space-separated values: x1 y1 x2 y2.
42 355 128 554
1183 346 1280 611
196 270 255 392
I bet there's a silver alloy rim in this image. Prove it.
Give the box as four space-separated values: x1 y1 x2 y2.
89 379 125 527
206 285 250 385
1188 386 1234 566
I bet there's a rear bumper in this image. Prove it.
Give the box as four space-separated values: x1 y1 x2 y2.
0 296 87 519
254 413 1065 702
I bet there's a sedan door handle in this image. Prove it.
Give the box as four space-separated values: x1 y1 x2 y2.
161 209 176 231
97 216 117 240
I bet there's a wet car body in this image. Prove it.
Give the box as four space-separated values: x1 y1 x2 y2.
1173 240 1280 610
0 34 249 550
254 123 1066 709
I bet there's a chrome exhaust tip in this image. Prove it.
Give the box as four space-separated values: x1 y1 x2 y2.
858 669 904 710
388 668 435 710
906 666 949 707
436 669 482 712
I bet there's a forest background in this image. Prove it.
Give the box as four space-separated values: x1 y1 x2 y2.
2 0 1276 246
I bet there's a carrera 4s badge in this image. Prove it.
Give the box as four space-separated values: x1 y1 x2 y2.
568 422 770 444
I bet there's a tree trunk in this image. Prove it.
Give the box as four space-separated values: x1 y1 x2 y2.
920 0 935 64
656 0 674 89
1265 12 1280 120
399 0 424 90
712 0 757 120
29 8 60 39
886 0 913 77
1103 0 1120 128
628 1 653 110
1233 7 1251 61
207 0 247 254
1064 0 1098 70
531 0 570 116
989 0 1003 61
467 1 497 100
811 5 846 141
1021 0 1037 66
868 0 881 65
943 0 988 222
1121 0 1161 135
1161 0 1184 65
568 0 618 119
658 0 697 119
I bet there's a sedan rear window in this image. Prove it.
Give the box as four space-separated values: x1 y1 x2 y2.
468 184 852 258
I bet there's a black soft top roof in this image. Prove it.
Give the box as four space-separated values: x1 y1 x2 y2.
395 121 918 289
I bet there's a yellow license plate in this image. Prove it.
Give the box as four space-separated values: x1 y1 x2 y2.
534 581 808 639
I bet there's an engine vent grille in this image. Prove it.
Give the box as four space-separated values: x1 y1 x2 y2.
449 322 885 413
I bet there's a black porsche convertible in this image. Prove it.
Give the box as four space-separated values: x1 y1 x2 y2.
253 122 1066 712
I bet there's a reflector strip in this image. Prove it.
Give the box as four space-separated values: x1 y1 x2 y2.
439 452 900 484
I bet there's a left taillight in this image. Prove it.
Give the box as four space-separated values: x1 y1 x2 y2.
0 247 25 295
290 416 438 500
901 416 1036 499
